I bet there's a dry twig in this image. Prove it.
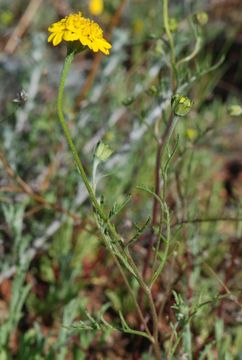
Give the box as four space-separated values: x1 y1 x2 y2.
4 0 43 54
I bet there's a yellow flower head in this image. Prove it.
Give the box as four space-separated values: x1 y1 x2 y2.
89 0 103 16
48 12 111 55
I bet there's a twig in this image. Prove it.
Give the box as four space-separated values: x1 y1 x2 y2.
204 263 242 309
4 0 43 54
141 113 175 287
152 113 174 227
173 216 242 226
141 0 178 287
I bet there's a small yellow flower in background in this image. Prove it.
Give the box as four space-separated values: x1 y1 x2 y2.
0 10 13 26
89 0 104 16
186 128 198 141
48 12 111 55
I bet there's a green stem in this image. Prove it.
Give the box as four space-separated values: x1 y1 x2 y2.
163 0 175 64
57 51 162 359
150 202 170 288
163 0 176 90
105 237 153 340
57 52 121 245
58 52 102 214
58 53 158 281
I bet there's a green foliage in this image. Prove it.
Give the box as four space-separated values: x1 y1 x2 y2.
1 0 242 358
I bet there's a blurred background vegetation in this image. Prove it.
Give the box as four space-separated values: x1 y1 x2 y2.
0 0 242 359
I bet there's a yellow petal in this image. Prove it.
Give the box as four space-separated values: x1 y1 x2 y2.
100 47 109 55
53 32 63 46
63 30 79 41
48 33 56 43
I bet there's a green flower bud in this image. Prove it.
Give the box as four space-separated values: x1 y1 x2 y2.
122 96 135 106
95 141 113 162
196 12 209 26
228 105 242 117
171 94 193 117
169 17 178 32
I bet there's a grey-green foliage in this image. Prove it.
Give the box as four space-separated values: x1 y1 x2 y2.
0 266 31 347
0 204 32 349
55 299 84 360
0 0 242 358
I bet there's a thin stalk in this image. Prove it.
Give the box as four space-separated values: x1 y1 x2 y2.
150 202 170 288
99 231 153 340
163 0 176 90
146 289 161 359
142 112 174 285
152 112 174 226
163 0 175 65
57 52 121 245
173 217 242 226
58 52 100 213
123 250 161 357
57 52 162 359
177 15 202 68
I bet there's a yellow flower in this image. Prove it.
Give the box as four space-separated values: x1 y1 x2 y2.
48 12 111 55
89 0 103 16
186 128 198 140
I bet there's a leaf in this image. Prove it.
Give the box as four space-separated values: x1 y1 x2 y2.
106 290 122 311
125 217 151 248
109 194 132 219
118 311 151 340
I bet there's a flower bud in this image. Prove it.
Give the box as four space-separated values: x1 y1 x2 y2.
196 12 209 26
122 96 135 106
95 141 113 162
171 94 193 117
169 17 178 32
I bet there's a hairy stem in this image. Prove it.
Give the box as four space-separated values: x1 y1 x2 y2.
57 51 162 359
58 52 122 245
